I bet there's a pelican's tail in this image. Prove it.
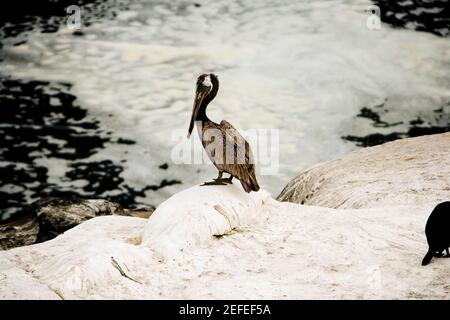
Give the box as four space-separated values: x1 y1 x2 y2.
241 167 260 193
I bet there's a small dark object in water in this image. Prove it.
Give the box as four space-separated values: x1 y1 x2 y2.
422 201 450 266
72 30 84 36
158 163 169 170
194 3 201 7
117 138 136 145
410 117 424 126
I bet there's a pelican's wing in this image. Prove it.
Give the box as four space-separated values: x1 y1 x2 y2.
220 120 255 167
220 120 260 192
220 120 259 192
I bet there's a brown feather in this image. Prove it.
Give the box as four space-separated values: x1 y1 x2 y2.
191 73 260 193
200 120 260 193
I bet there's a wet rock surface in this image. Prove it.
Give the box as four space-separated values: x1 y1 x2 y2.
0 213 39 250
33 197 128 242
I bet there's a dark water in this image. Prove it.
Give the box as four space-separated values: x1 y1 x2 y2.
373 0 450 38
0 78 180 220
0 0 124 39
0 1 182 220
342 100 450 147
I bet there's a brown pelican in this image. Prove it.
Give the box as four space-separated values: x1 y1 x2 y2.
187 73 260 193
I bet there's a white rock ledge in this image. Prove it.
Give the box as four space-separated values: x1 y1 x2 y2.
142 182 271 260
0 188 448 299
278 133 450 209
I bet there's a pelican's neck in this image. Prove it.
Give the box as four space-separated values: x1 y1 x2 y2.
196 104 211 123
197 74 219 124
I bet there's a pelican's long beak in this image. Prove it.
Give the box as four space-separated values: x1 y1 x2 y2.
187 86 209 138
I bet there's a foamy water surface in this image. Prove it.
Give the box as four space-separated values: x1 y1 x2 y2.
0 0 449 214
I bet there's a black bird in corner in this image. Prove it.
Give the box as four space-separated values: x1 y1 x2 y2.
422 201 450 266
187 73 260 193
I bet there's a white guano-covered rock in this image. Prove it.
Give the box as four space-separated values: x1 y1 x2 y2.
142 182 271 260
0 216 149 299
277 133 450 209
1 196 447 299
1 134 449 299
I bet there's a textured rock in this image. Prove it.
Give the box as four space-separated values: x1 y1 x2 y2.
0 184 448 299
1 134 449 299
0 213 39 250
33 198 129 242
128 207 155 219
277 133 450 209
0 216 148 300
0 198 153 250
142 182 271 260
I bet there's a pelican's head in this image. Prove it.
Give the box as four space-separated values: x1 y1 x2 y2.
187 74 213 138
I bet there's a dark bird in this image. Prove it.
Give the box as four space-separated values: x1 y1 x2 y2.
187 73 260 193
422 201 450 266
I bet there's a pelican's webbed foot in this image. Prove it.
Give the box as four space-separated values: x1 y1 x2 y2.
222 175 233 184
200 172 233 186
201 180 227 186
